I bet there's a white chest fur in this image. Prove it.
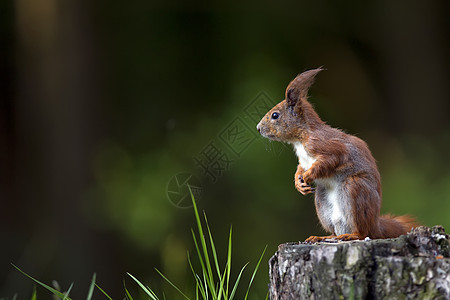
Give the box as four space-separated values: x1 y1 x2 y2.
315 177 348 235
293 142 316 171
321 179 344 223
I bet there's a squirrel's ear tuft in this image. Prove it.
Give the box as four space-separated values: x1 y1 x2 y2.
285 67 324 107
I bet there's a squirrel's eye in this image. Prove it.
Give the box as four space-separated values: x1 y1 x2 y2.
271 112 280 120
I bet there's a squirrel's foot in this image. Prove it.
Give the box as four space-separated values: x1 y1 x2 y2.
304 235 336 243
296 175 315 195
304 233 361 243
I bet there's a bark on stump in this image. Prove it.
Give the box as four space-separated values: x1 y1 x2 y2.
269 226 449 299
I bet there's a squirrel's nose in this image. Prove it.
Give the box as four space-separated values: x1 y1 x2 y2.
256 123 261 133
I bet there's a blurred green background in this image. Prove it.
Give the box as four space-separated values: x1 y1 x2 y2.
1 0 449 298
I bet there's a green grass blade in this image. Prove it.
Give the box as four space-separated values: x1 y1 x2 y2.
123 281 134 300
188 185 217 298
188 252 207 299
30 287 37 300
244 245 267 300
220 261 231 300
86 273 96 300
229 263 248 300
204 212 225 300
95 284 113 300
196 274 207 299
127 273 159 300
217 270 226 300
202 269 209 300
191 229 207 279
195 282 199 300
192 224 215 298
225 226 232 299
192 228 216 298
62 283 73 300
12 264 72 300
204 212 221 278
155 268 191 300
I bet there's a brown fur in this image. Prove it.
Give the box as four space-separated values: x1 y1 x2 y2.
257 68 417 241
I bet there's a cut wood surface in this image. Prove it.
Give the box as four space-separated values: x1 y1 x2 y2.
269 226 449 299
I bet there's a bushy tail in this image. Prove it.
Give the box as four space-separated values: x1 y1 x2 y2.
378 214 418 238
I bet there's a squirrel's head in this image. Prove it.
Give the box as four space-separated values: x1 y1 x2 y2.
257 67 324 143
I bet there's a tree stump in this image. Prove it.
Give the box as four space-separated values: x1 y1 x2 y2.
269 226 450 299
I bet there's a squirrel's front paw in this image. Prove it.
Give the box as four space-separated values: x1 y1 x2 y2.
296 175 315 195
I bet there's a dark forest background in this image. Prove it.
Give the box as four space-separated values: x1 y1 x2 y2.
1 0 449 298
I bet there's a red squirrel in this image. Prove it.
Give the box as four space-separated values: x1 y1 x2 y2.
257 67 416 242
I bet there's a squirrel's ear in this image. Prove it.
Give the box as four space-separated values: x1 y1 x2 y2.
286 67 324 107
